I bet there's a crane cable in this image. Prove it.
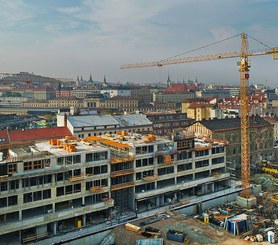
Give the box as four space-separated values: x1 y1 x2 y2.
160 33 242 62
247 34 272 49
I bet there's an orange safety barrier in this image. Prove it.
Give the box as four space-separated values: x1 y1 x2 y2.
85 136 131 149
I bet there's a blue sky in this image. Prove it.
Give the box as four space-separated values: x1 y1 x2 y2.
0 0 277 86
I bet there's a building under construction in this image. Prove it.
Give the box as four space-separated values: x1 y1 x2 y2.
0 132 231 243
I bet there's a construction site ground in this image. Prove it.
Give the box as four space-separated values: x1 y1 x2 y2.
109 211 261 245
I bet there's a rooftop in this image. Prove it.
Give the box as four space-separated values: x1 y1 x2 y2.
0 127 72 146
115 114 152 127
67 114 120 127
197 116 271 131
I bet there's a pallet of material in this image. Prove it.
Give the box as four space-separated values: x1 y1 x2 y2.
125 223 141 233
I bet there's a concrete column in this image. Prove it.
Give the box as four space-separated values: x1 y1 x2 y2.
52 203 55 213
18 231 22 243
53 222 57 235
82 214 86 227
19 210 22 221
156 197 160 207
212 183 215 193
82 196 85 205
160 196 164 206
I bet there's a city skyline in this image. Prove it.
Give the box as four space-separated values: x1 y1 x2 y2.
0 0 277 85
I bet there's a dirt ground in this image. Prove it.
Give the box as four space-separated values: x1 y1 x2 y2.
109 212 251 245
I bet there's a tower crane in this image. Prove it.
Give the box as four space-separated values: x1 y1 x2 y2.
121 32 278 198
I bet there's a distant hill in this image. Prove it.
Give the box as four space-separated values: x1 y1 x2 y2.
0 72 59 83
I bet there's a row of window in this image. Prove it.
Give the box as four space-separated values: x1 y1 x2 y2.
136 158 154 168
23 189 51 203
24 159 51 171
57 184 81 196
212 147 225 154
136 145 154 155
0 195 17 208
195 149 209 157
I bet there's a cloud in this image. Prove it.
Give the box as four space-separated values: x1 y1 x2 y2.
0 0 33 24
56 6 81 15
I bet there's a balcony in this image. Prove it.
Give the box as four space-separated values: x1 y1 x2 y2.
143 175 158 181
111 156 134 164
90 186 104 193
68 175 86 182
111 181 134 191
111 169 134 178
135 173 230 199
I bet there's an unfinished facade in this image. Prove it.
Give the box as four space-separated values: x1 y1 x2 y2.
0 132 231 243
0 137 113 243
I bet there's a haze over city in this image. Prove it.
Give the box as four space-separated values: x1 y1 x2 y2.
0 0 277 85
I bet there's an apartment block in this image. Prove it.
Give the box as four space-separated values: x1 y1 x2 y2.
0 138 113 243
0 132 230 243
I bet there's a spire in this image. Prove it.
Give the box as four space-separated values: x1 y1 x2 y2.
80 76 83 82
103 75 108 87
77 75 79 82
88 74 93 83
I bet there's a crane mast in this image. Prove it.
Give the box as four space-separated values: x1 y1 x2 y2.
239 33 250 198
121 33 278 200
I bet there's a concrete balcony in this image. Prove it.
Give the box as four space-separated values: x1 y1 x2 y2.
143 175 158 181
111 169 134 178
111 156 134 164
0 199 114 236
68 175 87 182
111 181 134 191
135 173 230 200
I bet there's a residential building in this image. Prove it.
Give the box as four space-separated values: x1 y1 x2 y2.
264 116 278 146
0 97 28 107
71 88 100 99
57 113 153 138
146 112 194 135
131 88 153 105
200 89 231 99
186 103 215 121
185 116 274 178
0 138 113 243
101 96 138 112
0 131 231 244
56 89 72 98
48 97 82 108
153 91 195 103
100 89 131 98
182 98 216 114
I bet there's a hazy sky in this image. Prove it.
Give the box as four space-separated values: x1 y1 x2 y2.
0 0 277 86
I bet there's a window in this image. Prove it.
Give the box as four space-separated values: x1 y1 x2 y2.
177 163 192 172
212 147 224 154
195 149 209 157
8 163 17 174
0 182 7 192
57 157 64 165
158 166 174 176
195 160 209 168
24 162 32 171
177 152 192 161
212 157 224 165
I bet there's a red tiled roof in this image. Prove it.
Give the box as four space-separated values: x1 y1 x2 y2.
0 130 9 144
0 127 72 145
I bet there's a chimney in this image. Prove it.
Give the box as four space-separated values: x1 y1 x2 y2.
64 113 67 127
